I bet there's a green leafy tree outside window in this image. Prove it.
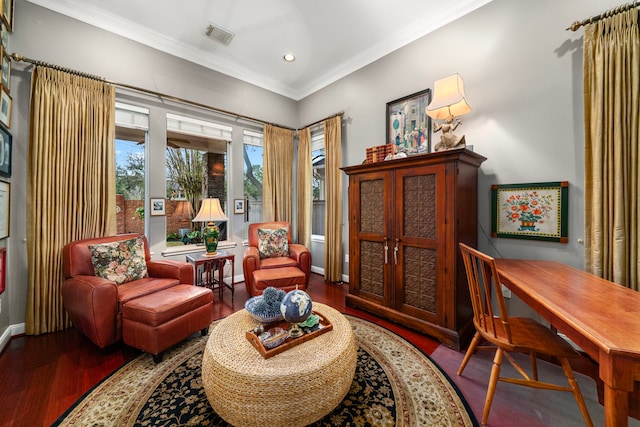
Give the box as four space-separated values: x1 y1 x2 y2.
166 147 204 230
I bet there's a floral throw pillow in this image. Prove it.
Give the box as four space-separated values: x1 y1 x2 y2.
88 237 148 285
257 228 289 259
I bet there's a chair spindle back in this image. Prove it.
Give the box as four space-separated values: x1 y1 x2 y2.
459 242 513 344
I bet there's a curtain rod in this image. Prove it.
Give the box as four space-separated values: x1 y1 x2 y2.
10 53 299 131
567 0 639 31
300 111 344 130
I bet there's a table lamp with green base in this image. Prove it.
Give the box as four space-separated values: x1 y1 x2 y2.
193 198 228 256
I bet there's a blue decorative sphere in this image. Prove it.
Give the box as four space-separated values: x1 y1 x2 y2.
280 289 313 323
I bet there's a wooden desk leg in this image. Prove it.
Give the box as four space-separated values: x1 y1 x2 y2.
604 385 629 427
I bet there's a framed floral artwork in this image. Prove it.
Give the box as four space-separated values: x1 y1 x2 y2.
491 181 568 242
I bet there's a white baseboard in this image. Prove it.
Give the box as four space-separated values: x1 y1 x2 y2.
0 322 26 353
310 266 350 284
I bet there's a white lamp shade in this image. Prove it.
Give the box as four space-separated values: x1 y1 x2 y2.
426 74 471 120
192 198 228 222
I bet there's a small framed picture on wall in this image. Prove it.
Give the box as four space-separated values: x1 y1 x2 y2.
0 126 10 177
1 46 10 90
2 0 14 32
234 199 245 214
0 87 11 128
1 22 8 46
0 247 5 294
0 180 9 240
150 198 166 216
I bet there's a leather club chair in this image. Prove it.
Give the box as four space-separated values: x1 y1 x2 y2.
243 221 311 296
62 233 198 349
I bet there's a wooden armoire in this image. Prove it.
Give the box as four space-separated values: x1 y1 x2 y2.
342 148 486 350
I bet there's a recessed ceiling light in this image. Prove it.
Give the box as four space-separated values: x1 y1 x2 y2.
283 53 296 62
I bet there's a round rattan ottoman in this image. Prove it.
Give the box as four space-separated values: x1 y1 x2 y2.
201 302 357 427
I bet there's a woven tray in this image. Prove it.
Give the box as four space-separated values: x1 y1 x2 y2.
246 311 333 359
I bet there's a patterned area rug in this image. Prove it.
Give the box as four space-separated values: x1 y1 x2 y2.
53 315 477 426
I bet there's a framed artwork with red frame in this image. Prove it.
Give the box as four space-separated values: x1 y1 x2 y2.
0 247 5 294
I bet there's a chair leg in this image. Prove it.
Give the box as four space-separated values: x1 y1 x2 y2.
457 331 481 376
559 358 594 427
529 351 539 381
482 348 504 425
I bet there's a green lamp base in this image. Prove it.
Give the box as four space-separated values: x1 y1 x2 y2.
203 222 220 256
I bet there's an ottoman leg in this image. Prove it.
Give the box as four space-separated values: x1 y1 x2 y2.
201 326 210 336
153 352 164 363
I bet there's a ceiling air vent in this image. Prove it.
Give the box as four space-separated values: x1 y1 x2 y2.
204 23 234 45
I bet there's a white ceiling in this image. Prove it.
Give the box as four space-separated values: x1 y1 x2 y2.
27 0 492 100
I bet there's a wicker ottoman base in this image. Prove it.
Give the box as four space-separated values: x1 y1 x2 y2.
202 303 357 427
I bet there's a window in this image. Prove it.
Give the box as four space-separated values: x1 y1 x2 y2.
311 132 325 237
165 113 231 246
243 130 264 232
115 103 148 235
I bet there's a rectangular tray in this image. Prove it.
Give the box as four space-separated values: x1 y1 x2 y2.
246 311 333 359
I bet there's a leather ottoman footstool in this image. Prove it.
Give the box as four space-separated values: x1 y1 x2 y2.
252 266 306 294
122 284 213 362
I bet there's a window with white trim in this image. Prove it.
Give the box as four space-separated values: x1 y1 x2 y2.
165 113 231 246
311 132 325 237
115 102 148 234
243 130 264 238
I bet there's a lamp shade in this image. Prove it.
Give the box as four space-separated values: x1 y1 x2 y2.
193 198 228 223
426 74 471 120
193 198 227 256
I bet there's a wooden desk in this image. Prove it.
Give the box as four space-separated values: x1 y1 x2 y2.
186 250 235 300
495 259 640 427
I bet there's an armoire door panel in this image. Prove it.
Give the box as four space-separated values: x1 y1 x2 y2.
395 164 446 320
358 240 386 303
401 246 438 319
348 171 392 305
402 173 437 239
359 178 385 234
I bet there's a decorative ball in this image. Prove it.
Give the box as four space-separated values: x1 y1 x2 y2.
280 289 313 324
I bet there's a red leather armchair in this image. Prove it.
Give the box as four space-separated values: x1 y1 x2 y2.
243 222 312 296
62 233 194 348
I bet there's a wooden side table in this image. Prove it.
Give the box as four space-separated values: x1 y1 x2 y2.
185 250 235 300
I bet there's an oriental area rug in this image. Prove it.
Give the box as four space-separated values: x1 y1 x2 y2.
53 315 477 426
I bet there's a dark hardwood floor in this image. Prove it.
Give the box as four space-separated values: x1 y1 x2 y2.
0 274 439 427
0 273 629 427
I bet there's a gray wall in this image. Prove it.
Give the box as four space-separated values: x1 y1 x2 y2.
0 0 624 342
298 0 621 319
0 0 298 342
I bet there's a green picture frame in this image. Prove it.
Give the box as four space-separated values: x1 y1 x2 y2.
491 181 568 243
